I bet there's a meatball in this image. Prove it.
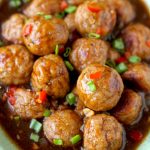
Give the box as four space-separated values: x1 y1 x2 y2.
23 16 69 56
23 0 61 17
75 0 116 37
121 23 150 60
77 64 124 111
84 114 123 150
43 109 82 147
112 89 142 125
66 0 85 5
1 13 27 44
7 87 45 119
69 38 109 72
31 54 69 98
64 13 76 32
122 63 150 92
0 45 34 85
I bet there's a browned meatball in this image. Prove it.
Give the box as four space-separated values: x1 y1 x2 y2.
69 38 109 72
66 0 85 5
23 16 69 56
84 114 123 150
31 54 69 98
0 45 34 85
7 88 45 119
1 13 27 44
112 89 142 125
75 0 116 37
121 23 150 60
122 63 150 92
98 0 135 27
23 0 61 17
43 109 82 147
77 64 124 111
64 13 76 32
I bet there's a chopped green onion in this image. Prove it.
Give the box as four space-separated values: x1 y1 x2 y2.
55 12 66 19
65 6 77 14
44 15 52 20
30 133 39 142
0 41 4 47
64 47 71 57
87 81 96 92
43 109 51 117
115 62 128 74
66 92 76 106
65 61 74 71
112 38 125 54
128 55 141 64
29 119 42 133
53 139 63 145
55 45 59 55
106 60 116 68
22 0 30 3
88 33 101 39
9 0 22 8
70 134 81 144
14 116 20 121
37 12 45 16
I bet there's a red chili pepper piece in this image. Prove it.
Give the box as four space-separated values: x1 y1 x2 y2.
88 2 102 13
60 0 68 10
23 24 33 37
146 40 150 47
7 86 17 105
90 71 102 79
129 130 143 142
38 90 47 104
59 45 65 54
96 27 105 36
116 56 127 64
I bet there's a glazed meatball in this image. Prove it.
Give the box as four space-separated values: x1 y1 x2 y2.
66 0 85 5
43 109 82 147
75 0 116 37
69 38 109 72
84 114 123 150
64 13 76 32
77 64 124 111
0 45 34 85
23 16 69 56
122 63 150 92
112 89 142 125
121 23 150 60
7 88 45 119
23 0 61 17
31 54 69 98
1 13 27 44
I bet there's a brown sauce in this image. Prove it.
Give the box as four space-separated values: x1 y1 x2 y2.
0 0 150 150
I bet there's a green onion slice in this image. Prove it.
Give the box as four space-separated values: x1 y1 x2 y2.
128 55 141 64
106 60 116 68
0 41 4 47
9 0 22 8
87 81 96 92
43 109 51 117
70 134 81 145
65 61 74 71
44 15 52 20
37 12 45 16
55 45 59 55
64 47 71 57
112 38 125 54
55 12 66 19
53 139 63 145
115 62 128 74
29 119 42 133
30 133 40 142
66 92 76 106
65 6 77 14
14 116 20 121
88 33 100 39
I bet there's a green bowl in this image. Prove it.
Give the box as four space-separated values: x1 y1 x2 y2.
0 0 150 150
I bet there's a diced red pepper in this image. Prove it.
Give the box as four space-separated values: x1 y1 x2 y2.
60 0 68 10
59 45 65 54
90 72 102 79
115 56 127 64
88 2 102 13
129 130 143 142
23 24 33 37
96 27 105 36
38 90 47 104
7 86 17 105
146 40 150 47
